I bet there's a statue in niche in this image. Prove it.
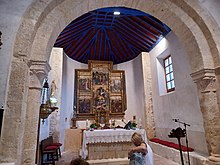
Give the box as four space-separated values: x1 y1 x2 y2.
50 80 58 106
50 80 57 97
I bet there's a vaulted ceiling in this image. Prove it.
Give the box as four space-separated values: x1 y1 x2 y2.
54 7 171 64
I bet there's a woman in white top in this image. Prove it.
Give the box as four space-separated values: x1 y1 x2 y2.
128 132 154 165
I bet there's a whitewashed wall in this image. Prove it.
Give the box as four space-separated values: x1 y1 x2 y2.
59 54 87 145
39 48 63 141
114 56 145 127
149 32 208 154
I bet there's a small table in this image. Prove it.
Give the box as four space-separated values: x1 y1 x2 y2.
80 128 147 159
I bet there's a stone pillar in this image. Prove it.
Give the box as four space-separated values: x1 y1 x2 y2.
22 60 51 165
191 69 220 164
0 59 29 164
141 53 155 139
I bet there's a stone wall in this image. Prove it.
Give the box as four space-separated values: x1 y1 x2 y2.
88 142 132 160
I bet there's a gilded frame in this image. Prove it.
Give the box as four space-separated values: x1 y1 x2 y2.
74 60 126 120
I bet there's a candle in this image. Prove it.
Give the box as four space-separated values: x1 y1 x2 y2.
86 119 89 130
139 118 142 129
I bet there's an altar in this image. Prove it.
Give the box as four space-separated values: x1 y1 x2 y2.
80 128 148 160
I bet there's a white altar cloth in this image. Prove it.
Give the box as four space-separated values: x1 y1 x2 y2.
80 129 153 162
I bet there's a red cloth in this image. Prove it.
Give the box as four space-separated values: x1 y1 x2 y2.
150 138 194 152
51 142 62 146
44 145 59 151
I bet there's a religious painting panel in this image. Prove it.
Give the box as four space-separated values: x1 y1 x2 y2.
76 70 91 93
78 96 92 114
110 71 127 112
93 86 109 109
74 60 126 122
110 72 123 93
89 60 112 86
110 96 123 114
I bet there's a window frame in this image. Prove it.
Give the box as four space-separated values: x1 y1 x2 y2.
164 55 175 93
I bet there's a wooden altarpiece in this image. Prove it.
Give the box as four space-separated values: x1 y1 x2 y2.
74 60 127 126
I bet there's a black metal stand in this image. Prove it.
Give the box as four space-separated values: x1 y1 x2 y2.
174 119 191 165
0 105 4 135
177 137 185 165
168 127 186 165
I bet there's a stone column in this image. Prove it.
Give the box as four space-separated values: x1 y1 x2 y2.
141 53 155 139
191 69 220 164
22 60 51 165
0 59 29 164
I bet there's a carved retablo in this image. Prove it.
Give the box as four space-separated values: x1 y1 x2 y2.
74 60 127 126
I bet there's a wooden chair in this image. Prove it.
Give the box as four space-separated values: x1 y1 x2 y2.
40 138 59 165
48 136 62 158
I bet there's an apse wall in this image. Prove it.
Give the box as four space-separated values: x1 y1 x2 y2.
59 54 87 145
149 32 208 154
60 53 145 131
114 55 145 127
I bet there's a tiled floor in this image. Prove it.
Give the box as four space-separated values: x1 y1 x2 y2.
56 152 180 165
153 154 179 165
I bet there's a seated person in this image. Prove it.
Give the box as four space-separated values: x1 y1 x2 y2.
70 157 89 165
128 132 154 165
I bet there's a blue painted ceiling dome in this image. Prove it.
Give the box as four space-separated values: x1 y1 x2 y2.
54 7 171 64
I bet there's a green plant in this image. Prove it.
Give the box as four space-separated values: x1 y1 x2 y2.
131 122 137 128
90 123 97 129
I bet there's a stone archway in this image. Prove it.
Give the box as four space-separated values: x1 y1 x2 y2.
1 0 220 164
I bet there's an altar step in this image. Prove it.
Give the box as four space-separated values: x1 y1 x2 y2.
86 154 180 165
56 152 182 165
87 157 129 165
149 141 209 165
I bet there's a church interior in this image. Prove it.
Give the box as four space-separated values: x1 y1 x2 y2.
0 0 220 165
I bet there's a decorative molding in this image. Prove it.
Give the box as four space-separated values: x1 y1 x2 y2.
190 69 215 82
214 66 220 76
190 69 216 93
28 60 51 89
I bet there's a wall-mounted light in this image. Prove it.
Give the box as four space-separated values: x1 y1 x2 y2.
0 31 3 49
113 11 120 15
40 79 58 123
